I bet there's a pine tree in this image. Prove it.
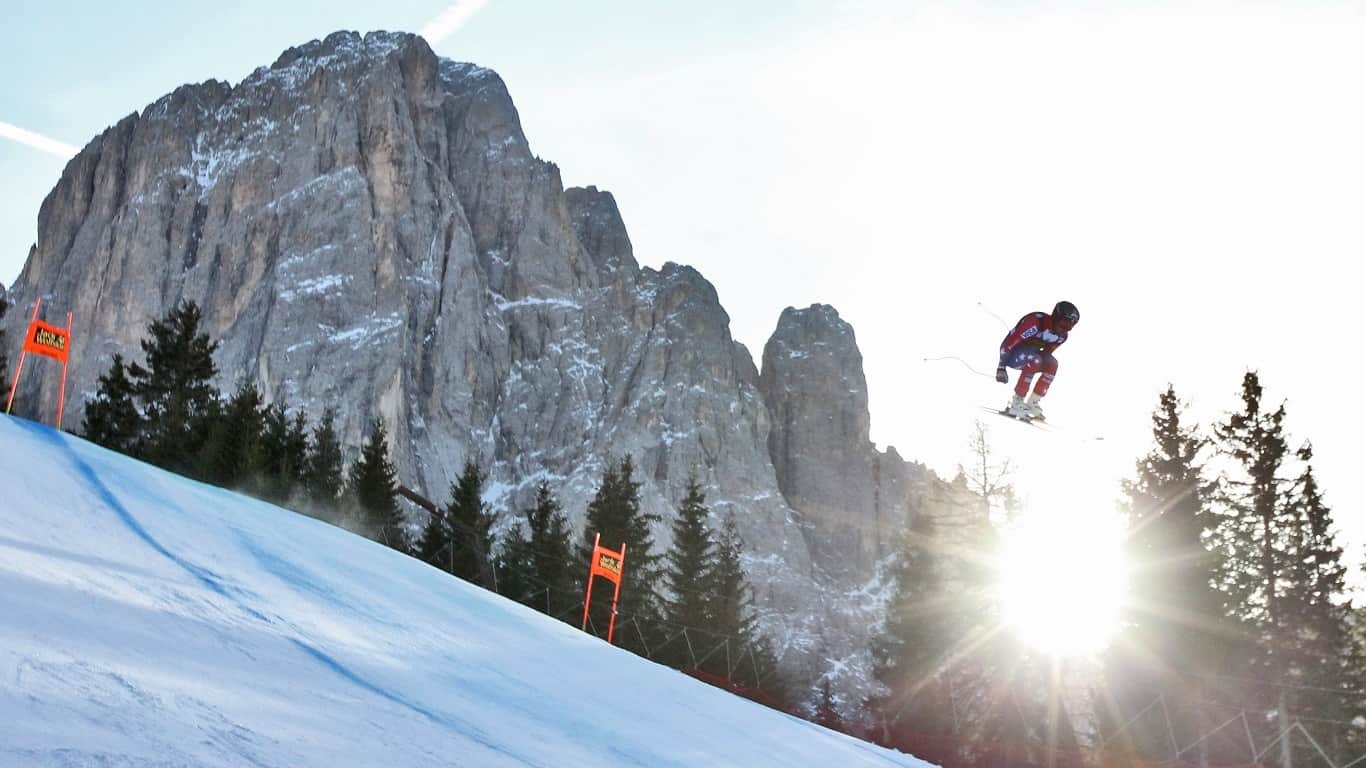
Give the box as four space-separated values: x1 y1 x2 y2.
303 407 345 509
870 512 964 743
416 503 456 574
903 423 1037 754
127 300 220 473
254 405 308 504
521 482 579 621
706 513 777 688
1105 385 1240 764
445 460 496 588
1276 443 1362 731
1210 372 1296 682
1205 370 1366 760
1350 599 1366 756
347 418 407 552
196 383 266 487
660 475 718 669
579 455 663 653
495 521 536 604
870 454 1016 756
814 678 844 731
82 353 143 453
496 485 579 620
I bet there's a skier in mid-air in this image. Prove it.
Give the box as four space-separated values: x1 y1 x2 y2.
995 300 1080 421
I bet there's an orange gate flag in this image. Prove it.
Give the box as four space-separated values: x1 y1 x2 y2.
6 297 74 429
591 542 624 584
581 532 627 644
24 318 71 361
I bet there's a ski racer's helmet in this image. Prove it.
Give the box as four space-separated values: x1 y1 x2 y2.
1053 300 1080 331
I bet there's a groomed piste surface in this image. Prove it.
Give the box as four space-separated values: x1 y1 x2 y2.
0 414 927 767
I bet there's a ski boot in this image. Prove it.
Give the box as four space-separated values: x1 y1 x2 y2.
1023 393 1046 421
1005 394 1031 419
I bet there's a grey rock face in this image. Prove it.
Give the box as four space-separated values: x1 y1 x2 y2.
761 305 926 582
2 30 962 713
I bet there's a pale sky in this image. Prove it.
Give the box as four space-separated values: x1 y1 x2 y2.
3 2 1362 582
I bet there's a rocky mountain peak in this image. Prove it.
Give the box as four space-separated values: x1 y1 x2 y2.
760 304 877 578
565 186 638 281
0 32 962 712
762 303 868 430
270 30 414 69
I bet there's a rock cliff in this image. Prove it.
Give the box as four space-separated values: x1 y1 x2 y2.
2 30 970 711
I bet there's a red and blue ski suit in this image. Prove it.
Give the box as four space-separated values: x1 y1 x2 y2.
999 312 1070 398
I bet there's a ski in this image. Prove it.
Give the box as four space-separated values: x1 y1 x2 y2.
981 406 1051 430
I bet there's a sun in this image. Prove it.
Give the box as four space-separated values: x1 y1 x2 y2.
995 503 1128 657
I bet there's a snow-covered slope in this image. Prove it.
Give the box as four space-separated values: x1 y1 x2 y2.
0 415 925 767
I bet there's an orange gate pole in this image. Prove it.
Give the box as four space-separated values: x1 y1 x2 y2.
55 311 72 428
582 532 601 632
5 297 41 415
606 543 625 644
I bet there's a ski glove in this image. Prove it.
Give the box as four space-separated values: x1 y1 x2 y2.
995 364 1008 383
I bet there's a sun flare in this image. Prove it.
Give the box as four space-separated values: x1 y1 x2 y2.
996 505 1128 657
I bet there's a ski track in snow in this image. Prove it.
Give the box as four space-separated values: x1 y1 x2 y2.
12 420 551 768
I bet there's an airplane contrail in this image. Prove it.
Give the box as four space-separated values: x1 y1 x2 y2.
420 0 491 46
0 121 79 159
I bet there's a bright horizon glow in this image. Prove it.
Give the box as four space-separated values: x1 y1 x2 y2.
997 501 1128 658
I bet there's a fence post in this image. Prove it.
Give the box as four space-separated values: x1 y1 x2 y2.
1280 691 1293 768
1161 695 1179 761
